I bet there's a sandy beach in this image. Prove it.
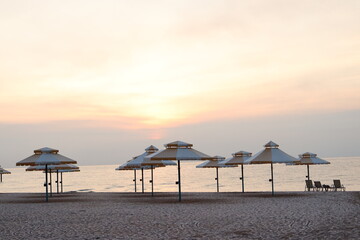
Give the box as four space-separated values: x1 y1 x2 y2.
0 191 359 240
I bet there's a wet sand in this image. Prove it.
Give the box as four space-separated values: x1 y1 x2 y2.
0 191 359 239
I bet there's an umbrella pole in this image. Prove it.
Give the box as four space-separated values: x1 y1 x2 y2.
151 166 154 197
307 165 310 181
241 164 245 193
45 164 49 202
271 163 274 196
141 168 144 194
307 165 310 191
50 171 52 197
56 170 59 194
134 170 137 193
177 160 181 202
0 174 2 182
216 167 219 193
61 172 63 193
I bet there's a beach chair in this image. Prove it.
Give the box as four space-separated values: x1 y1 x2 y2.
305 180 315 191
314 181 324 191
331 180 346 191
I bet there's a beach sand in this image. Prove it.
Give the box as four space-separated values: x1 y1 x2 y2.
0 191 359 239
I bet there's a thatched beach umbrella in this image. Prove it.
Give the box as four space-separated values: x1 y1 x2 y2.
221 151 252 193
115 161 151 193
28 164 79 195
0 166 11 182
145 141 214 202
245 141 298 196
16 147 77 202
127 146 158 194
293 152 330 191
127 145 176 196
196 156 234 192
116 159 139 192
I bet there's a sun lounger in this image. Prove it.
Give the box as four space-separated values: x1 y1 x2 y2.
331 179 346 191
314 181 324 191
322 184 331 191
305 180 315 191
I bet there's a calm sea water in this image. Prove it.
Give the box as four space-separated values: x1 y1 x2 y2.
1 157 359 193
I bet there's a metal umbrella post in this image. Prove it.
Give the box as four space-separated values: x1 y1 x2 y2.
150 166 154 197
241 164 244 193
49 171 52 197
141 168 144 193
133 170 137 193
177 160 181 202
215 167 219 192
45 164 49 202
56 170 59 194
270 163 274 196
306 165 311 191
307 165 310 181
61 172 63 193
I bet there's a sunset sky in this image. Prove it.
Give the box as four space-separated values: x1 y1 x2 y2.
1 1 359 167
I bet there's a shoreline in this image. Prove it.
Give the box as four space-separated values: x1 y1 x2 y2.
1 192 359 239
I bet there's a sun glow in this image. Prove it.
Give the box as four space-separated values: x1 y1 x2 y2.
0 0 359 134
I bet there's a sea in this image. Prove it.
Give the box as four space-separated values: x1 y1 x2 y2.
1 157 359 193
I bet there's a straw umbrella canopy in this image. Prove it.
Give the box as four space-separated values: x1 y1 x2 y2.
0 166 11 174
145 141 215 202
16 147 77 166
116 159 138 192
127 145 176 168
245 141 298 196
26 164 79 171
0 166 11 182
196 156 235 192
56 169 80 173
115 162 132 171
292 152 330 191
16 147 77 202
221 151 252 193
127 145 176 196
27 164 79 195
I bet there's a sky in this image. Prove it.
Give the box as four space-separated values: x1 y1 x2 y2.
0 0 359 167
